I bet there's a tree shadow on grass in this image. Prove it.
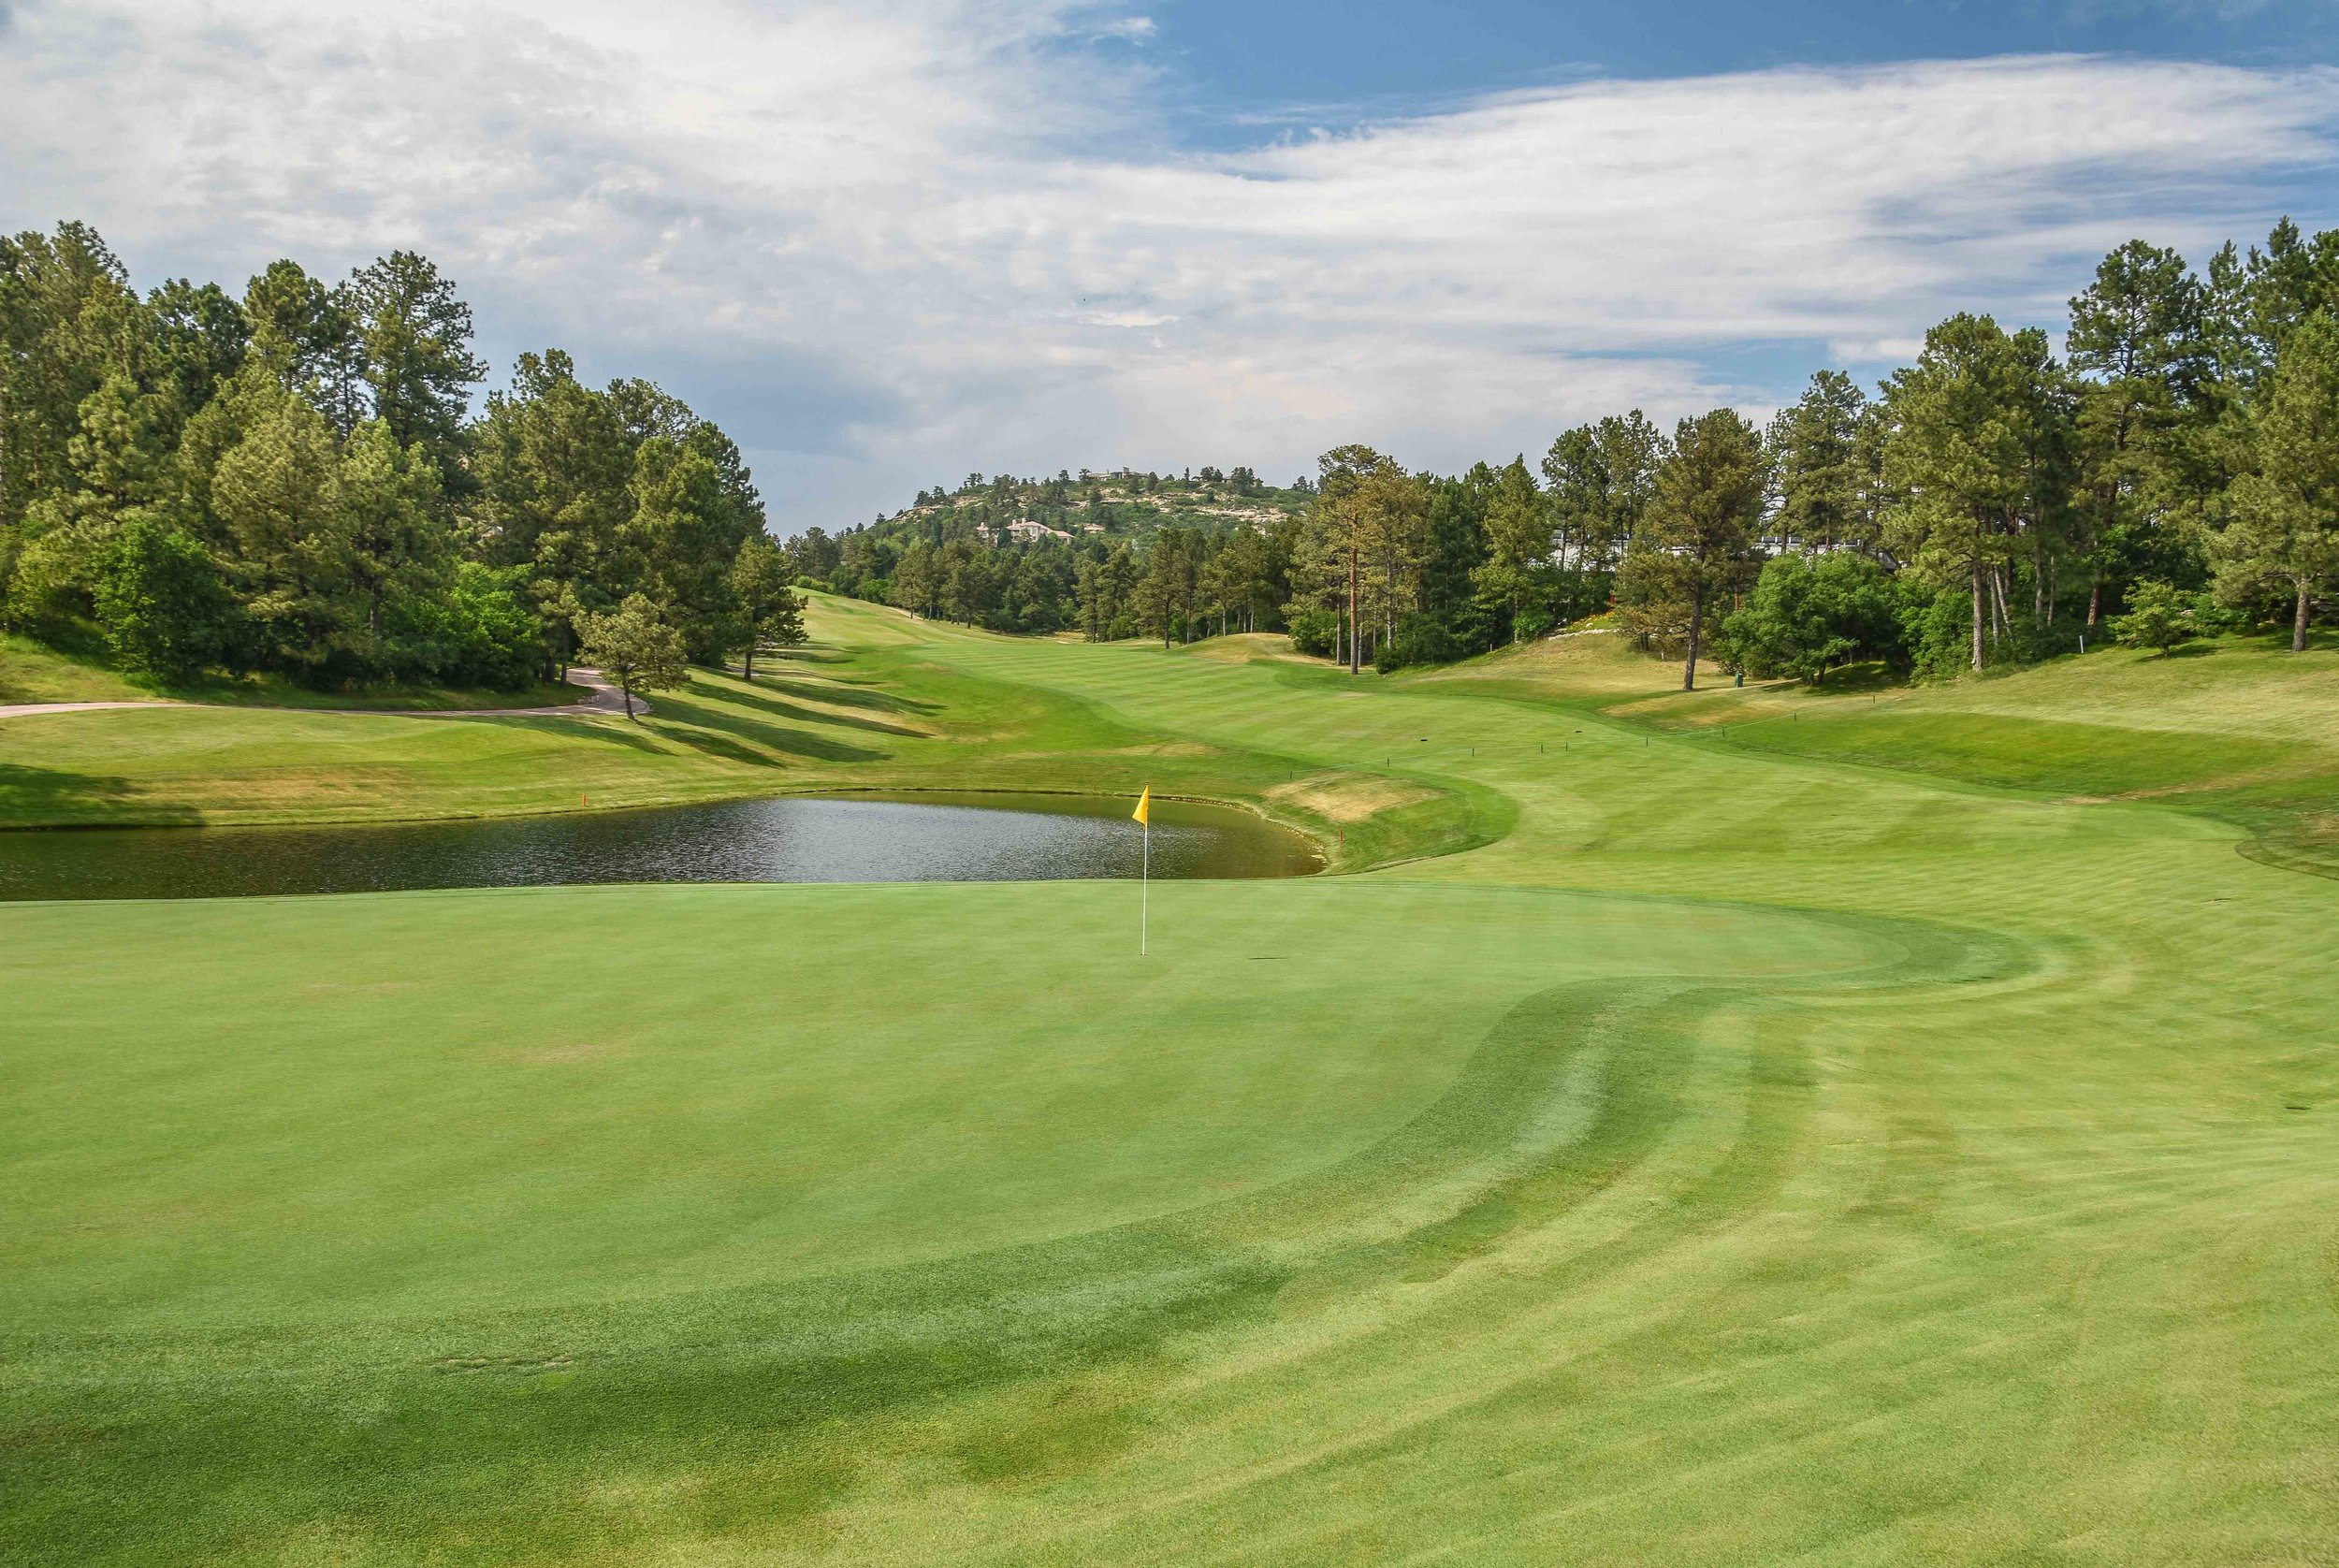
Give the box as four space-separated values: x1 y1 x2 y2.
2219 626 2339 656
1807 661 1904 693
750 674 939 717
712 684 930 737
0 762 194 825
672 721 888 765
468 715 669 754
714 663 938 718
651 695 889 763
660 724 789 766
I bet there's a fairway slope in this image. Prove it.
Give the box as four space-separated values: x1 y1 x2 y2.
0 599 1482 870
1669 642 2339 878
4 607 2334 1565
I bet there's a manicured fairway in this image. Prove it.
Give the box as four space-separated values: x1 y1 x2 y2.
3 606 2335 1565
0 600 1488 871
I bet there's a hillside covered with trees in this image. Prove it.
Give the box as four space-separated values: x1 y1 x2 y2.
771 466 1312 641
10 217 2336 690
0 223 801 691
800 221 2339 681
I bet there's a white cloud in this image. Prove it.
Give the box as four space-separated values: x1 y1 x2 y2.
1087 13 1156 41
4 3 2337 527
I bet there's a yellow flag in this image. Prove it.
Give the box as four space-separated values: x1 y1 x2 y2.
1132 786 1151 825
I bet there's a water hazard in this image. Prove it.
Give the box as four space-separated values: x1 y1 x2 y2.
0 791 1322 900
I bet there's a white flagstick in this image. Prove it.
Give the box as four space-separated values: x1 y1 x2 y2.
1140 816 1149 957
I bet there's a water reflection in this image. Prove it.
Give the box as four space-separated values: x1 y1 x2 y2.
0 792 1320 901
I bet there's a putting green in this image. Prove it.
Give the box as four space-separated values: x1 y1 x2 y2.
3 603 2334 1566
6 880 1902 1331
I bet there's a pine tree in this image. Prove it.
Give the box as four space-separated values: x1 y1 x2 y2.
1296 445 1409 672
242 260 363 427
1768 370 1871 553
578 593 688 719
2067 240 2209 624
2215 312 2339 651
1474 457 1549 641
729 536 805 678
343 251 485 467
338 419 447 663
210 383 351 672
1881 314 2075 671
1624 409 1768 690
0 222 142 589
2109 579 2195 657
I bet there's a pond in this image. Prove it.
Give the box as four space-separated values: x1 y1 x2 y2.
0 791 1322 901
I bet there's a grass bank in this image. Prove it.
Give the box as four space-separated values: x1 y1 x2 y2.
1 632 589 713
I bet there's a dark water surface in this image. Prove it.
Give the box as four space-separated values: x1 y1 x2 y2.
0 792 1321 901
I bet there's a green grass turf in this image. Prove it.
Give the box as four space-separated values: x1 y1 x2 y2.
0 633 156 704
1591 634 2339 879
0 597 1489 869
3 603 2336 1564
0 632 588 713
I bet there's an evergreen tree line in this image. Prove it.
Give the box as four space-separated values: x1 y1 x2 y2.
1280 222 2339 681
21 215 2332 689
907 463 1272 513
775 520 1300 643
0 222 802 688
819 220 2339 681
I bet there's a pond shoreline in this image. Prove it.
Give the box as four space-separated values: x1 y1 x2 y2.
1 791 1324 902
0 783 1274 834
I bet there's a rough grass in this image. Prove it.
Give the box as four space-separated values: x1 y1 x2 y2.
3 601 2336 1565
0 632 588 711
1265 774 1438 822
0 633 154 704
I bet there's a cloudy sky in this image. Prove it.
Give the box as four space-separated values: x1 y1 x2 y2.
5 1 2338 532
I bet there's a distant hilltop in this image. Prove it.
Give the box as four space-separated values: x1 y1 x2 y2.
874 467 1313 540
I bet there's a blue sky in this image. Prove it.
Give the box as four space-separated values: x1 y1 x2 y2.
1147 0 2339 129
5 1 2338 530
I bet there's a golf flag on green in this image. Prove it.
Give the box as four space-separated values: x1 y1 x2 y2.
1134 787 1150 956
